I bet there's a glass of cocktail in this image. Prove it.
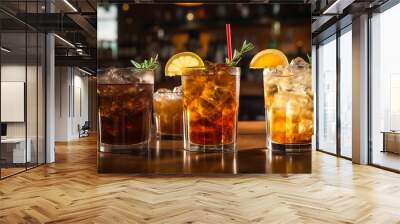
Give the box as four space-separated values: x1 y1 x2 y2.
97 67 154 152
250 50 313 152
163 41 253 152
182 64 240 152
153 86 183 139
264 58 313 151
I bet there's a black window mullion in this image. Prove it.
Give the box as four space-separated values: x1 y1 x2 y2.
25 0 28 171
367 11 373 165
315 44 319 151
36 0 39 167
336 28 341 157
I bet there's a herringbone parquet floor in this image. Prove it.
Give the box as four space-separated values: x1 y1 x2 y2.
1 135 400 224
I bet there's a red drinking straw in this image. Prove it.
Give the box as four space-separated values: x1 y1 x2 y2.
226 24 232 62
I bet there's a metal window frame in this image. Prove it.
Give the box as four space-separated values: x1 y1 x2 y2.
315 0 400 172
315 20 353 161
315 33 339 157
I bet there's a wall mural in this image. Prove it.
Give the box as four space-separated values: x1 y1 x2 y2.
97 3 312 174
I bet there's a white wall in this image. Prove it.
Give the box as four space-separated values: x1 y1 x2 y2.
55 66 70 141
54 67 89 141
72 73 89 137
1 65 34 138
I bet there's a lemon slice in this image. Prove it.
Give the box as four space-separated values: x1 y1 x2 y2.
165 52 204 76
249 49 288 69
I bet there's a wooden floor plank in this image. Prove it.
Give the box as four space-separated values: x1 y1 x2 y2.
0 135 400 223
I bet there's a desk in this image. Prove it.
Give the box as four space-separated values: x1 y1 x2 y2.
1 138 31 164
98 122 312 174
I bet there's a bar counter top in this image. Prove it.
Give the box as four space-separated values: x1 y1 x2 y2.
97 121 311 174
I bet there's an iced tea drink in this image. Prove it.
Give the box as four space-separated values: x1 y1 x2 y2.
263 58 313 152
97 68 154 152
153 87 183 139
181 64 240 152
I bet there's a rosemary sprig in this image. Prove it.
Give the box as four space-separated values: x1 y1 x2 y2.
130 54 159 70
307 54 312 65
225 40 254 67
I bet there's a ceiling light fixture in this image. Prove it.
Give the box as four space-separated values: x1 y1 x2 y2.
322 0 340 14
1 47 11 53
78 67 93 76
54 34 75 48
63 0 78 12
322 0 353 15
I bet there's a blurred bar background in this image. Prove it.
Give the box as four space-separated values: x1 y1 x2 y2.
97 3 311 120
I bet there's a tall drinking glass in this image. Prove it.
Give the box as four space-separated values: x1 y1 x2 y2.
153 87 183 139
263 58 313 152
181 65 240 152
97 68 154 152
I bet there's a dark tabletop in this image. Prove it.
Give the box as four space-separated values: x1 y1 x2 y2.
97 122 311 174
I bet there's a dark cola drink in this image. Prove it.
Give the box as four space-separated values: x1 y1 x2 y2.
97 68 154 152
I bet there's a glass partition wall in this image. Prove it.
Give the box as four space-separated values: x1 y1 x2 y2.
316 25 352 159
370 2 400 171
0 1 46 179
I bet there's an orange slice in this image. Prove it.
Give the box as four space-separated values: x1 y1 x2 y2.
249 49 288 69
165 52 204 76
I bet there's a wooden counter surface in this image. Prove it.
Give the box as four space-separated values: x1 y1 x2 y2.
97 121 311 174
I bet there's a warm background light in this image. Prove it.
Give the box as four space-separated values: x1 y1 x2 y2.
175 3 204 7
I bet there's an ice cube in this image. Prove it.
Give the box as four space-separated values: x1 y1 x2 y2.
204 61 217 70
213 87 233 104
215 71 235 87
197 97 218 118
97 68 121 84
154 88 171 101
215 63 231 75
155 88 172 94
203 61 221 76
272 92 291 109
287 57 311 92
290 57 309 70
263 66 289 78
98 68 142 84
136 70 154 84
173 86 182 93
278 76 294 92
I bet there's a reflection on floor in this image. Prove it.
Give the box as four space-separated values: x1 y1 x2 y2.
0 167 25 178
373 150 400 171
0 162 41 178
